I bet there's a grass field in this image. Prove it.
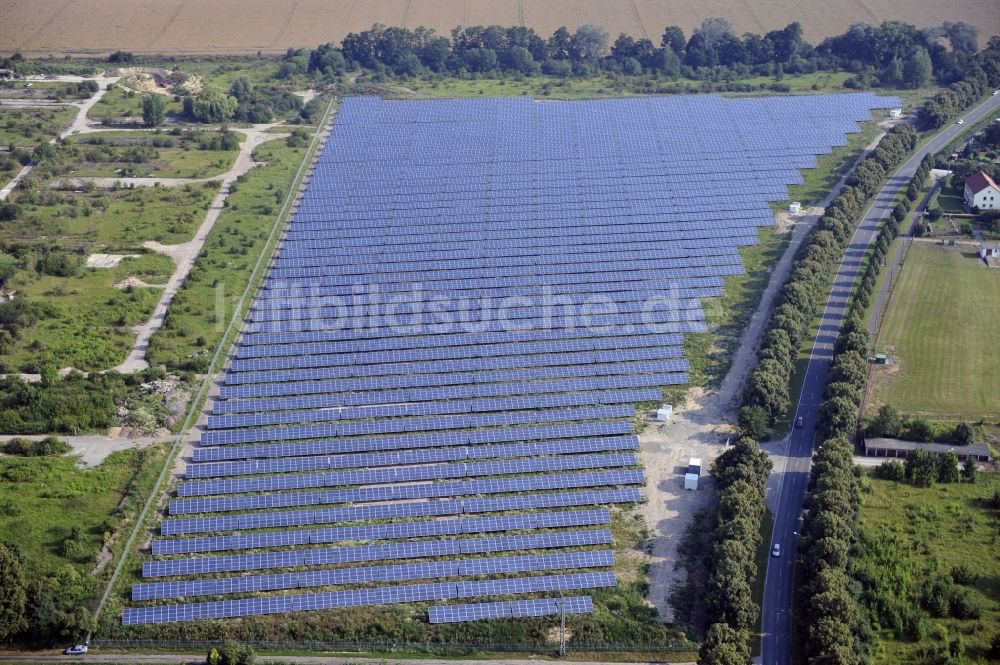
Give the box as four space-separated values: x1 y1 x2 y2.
11 184 216 246
390 70 856 100
936 184 967 214
0 106 77 149
868 243 1000 419
859 473 1000 664
1 253 175 372
65 131 237 179
0 445 168 578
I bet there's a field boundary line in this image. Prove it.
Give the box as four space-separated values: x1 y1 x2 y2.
86 96 337 638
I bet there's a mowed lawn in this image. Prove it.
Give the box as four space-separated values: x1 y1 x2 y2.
872 243 1000 418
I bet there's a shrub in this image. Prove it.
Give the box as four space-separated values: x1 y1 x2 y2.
872 459 905 481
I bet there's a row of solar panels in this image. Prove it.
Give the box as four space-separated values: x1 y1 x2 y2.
152 508 613 556
207 389 658 430
169 469 644 515
123 572 617 624
429 595 593 623
134 550 615 601
144 529 613 578
226 344 696 376
178 451 637 496
200 405 636 446
188 434 640 478
162 488 641 536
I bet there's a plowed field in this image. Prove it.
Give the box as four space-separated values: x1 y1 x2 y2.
1 0 997 55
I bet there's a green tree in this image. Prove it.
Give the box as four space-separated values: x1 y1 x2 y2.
937 452 960 483
902 48 933 88
961 457 978 483
189 87 238 123
0 543 28 641
952 421 974 444
738 405 770 441
141 94 166 128
698 622 750 665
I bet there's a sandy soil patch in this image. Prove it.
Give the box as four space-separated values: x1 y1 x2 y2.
114 276 164 289
86 253 138 268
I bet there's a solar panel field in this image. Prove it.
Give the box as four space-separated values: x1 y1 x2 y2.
123 93 899 629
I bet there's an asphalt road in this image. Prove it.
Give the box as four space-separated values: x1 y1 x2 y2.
759 92 1000 665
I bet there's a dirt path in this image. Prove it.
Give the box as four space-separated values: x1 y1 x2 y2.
639 129 889 620
113 125 287 373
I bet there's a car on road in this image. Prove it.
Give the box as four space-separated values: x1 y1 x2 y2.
957 118 964 125
795 416 804 428
64 645 88 655
771 543 781 558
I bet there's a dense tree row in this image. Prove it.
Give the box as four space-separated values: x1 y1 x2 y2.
794 153 931 664
795 435 875 665
917 37 1000 128
279 19 983 86
739 125 918 440
864 404 975 444
693 438 771 665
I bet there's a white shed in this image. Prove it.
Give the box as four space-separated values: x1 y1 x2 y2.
889 108 902 118
789 201 802 213
655 404 673 422
684 458 702 490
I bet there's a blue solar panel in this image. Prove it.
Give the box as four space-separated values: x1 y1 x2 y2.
126 92 899 624
429 595 594 623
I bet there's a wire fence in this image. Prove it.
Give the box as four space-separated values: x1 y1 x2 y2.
91 638 698 655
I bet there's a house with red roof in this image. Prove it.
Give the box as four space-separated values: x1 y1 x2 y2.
964 171 1000 211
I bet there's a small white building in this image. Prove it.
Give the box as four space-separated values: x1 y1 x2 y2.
964 171 1000 210
655 404 673 422
888 107 903 118
789 201 802 213
684 458 702 490
980 245 999 260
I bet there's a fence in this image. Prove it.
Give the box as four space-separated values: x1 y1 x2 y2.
92 638 698 655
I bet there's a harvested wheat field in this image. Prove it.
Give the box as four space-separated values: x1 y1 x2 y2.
1 0 998 55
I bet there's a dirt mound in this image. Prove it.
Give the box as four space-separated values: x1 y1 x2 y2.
116 66 202 96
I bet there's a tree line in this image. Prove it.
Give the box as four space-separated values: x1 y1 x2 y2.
917 37 1000 128
792 151 936 665
278 19 985 90
692 438 772 664
739 124 918 442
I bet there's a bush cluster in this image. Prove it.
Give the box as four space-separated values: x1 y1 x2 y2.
1 436 70 457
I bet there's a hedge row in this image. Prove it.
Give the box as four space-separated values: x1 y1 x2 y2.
793 153 933 665
739 124 918 439
696 438 772 665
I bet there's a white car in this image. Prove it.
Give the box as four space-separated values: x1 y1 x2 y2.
956 119 964 125
771 543 781 558
63 645 88 655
